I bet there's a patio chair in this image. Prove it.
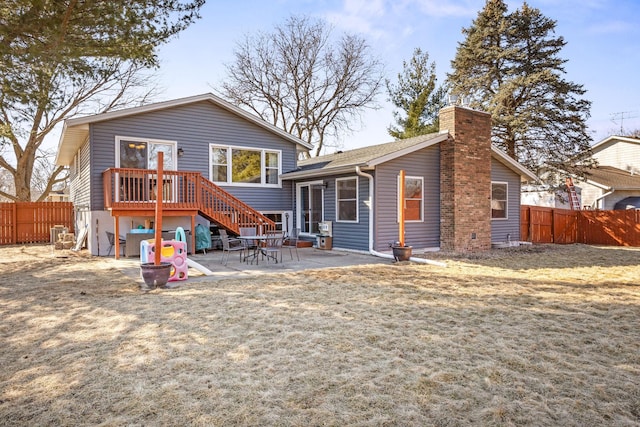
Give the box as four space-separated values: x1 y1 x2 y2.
239 226 259 260
219 229 245 265
106 231 126 257
283 228 300 261
259 232 284 264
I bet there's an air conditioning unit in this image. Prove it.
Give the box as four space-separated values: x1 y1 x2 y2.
318 221 332 236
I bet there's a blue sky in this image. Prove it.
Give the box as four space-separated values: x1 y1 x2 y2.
156 0 640 151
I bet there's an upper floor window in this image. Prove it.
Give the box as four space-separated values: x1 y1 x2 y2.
336 177 358 222
491 182 508 219
211 147 228 182
399 176 424 222
210 145 281 186
116 136 176 171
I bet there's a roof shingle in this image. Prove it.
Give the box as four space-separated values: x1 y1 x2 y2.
583 166 640 189
294 132 443 172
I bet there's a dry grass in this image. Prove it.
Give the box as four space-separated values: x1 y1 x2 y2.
0 244 639 426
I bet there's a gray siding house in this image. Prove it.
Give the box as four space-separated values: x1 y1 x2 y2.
56 93 537 256
56 93 313 256
282 106 537 253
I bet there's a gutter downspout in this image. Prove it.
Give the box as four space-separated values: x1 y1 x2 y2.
355 166 446 267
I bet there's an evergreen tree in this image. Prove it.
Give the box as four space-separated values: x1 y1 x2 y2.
387 48 447 139
0 0 203 201
447 0 593 177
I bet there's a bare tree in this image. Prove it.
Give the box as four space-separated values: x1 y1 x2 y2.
626 129 640 139
0 59 159 201
0 0 203 201
220 15 384 157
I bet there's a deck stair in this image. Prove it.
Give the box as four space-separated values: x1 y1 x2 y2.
195 175 275 235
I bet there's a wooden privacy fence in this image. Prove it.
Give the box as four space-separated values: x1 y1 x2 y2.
520 205 640 246
0 202 74 245
578 209 640 246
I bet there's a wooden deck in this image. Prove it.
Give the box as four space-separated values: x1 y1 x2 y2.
103 168 276 258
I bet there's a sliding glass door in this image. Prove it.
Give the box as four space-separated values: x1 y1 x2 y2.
297 181 324 234
116 137 177 202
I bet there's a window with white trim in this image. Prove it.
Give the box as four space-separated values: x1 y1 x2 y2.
262 212 284 231
398 176 424 222
265 152 279 185
116 136 176 171
211 147 228 182
491 182 508 219
210 144 281 186
336 177 358 222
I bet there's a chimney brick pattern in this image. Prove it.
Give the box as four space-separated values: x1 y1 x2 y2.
439 106 492 252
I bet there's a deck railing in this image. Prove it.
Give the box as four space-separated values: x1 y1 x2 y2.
103 168 275 234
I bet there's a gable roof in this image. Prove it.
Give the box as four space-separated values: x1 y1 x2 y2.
282 132 448 178
580 165 640 190
281 132 538 181
55 93 313 166
590 135 640 154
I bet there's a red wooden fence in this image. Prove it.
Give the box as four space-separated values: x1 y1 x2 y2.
578 209 640 246
1 202 637 247
521 205 640 246
0 202 74 245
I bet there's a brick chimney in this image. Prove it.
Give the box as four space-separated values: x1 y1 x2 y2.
439 105 492 252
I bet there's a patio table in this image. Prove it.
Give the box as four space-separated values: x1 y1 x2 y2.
238 235 268 264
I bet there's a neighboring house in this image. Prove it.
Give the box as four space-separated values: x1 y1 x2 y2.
574 135 640 210
45 188 70 202
521 183 574 209
56 93 536 256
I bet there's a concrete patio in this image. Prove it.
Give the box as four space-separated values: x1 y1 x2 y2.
117 246 393 285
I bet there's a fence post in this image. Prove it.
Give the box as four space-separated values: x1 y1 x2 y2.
11 203 17 244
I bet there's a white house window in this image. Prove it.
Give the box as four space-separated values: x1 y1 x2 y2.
398 176 424 222
72 152 78 177
210 144 281 186
336 177 358 222
265 152 279 185
262 212 284 231
114 136 177 202
211 147 228 182
491 182 508 219
116 137 176 171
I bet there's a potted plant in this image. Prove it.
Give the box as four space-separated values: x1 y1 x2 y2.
390 241 412 262
140 261 172 290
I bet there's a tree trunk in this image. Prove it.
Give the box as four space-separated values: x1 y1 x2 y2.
14 145 36 201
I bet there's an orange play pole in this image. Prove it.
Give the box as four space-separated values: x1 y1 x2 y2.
399 169 405 247
154 151 164 266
